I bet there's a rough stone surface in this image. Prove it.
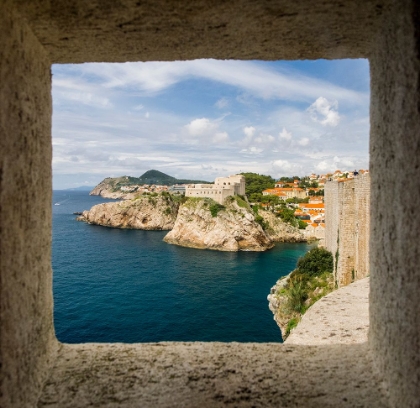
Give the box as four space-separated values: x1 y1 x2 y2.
286 278 370 345
0 4 58 408
164 197 274 251
15 1 387 63
1 0 420 407
38 342 388 408
78 195 179 230
369 1 420 406
259 210 306 242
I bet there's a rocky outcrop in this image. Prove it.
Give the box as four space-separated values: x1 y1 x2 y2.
77 194 179 230
268 271 334 340
89 177 136 199
163 196 274 251
267 274 295 339
259 210 306 242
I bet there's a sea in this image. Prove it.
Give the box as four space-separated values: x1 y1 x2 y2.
52 190 313 344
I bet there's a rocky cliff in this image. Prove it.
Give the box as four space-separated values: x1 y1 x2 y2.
89 177 137 199
77 194 179 230
259 210 306 242
163 196 274 251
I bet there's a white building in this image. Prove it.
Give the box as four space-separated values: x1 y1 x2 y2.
185 174 246 204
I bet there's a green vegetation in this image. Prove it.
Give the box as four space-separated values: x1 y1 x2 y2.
296 247 334 277
278 176 301 183
233 194 250 210
274 247 334 339
164 207 172 216
240 172 275 196
285 318 299 337
209 203 226 217
298 220 308 229
255 214 269 230
276 207 298 226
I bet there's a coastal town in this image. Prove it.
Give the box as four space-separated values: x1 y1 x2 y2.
100 169 369 246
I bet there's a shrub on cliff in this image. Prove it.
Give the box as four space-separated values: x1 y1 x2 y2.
273 247 334 337
209 203 225 217
296 247 333 277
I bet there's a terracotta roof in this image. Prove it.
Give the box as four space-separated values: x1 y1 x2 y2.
299 203 325 209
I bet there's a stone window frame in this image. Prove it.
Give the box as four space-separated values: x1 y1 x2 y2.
1 1 419 406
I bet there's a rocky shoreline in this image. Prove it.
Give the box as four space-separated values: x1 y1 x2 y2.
78 193 308 252
77 194 179 230
164 196 274 252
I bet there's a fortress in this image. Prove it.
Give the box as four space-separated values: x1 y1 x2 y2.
324 173 370 287
185 174 245 204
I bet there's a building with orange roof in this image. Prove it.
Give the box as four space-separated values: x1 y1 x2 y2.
262 187 306 199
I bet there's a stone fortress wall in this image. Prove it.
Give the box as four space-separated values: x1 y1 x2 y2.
185 174 245 204
325 173 370 287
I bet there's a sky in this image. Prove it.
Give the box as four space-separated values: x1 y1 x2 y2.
52 59 370 189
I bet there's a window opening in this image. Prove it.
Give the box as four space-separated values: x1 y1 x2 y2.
51 59 369 344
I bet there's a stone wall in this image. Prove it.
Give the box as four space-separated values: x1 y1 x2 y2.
325 174 370 287
0 4 57 407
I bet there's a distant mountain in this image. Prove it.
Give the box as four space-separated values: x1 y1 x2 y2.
90 170 211 197
137 169 210 185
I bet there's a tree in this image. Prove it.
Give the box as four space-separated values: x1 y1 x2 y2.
240 172 275 196
296 247 333 277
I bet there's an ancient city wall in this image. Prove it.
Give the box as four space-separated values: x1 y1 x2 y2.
325 174 370 287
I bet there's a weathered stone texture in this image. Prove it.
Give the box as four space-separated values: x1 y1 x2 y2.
1 0 420 406
369 1 420 406
0 4 57 407
325 174 370 287
286 278 370 345
15 0 387 63
38 342 388 408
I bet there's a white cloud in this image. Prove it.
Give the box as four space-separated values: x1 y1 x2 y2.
298 137 310 146
315 161 330 172
308 97 340 126
215 97 229 109
213 132 229 143
272 160 302 174
186 118 217 136
279 128 292 141
240 146 263 155
145 112 150 119
254 134 275 144
73 60 367 105
133 104 144 110
243 126 256 138
184 118 229 144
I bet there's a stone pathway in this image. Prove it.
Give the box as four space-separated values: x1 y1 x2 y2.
286 277 370 345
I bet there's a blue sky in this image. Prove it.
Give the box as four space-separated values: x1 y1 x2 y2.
52 59 370 189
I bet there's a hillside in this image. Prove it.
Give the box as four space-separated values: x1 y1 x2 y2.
90 170 211 198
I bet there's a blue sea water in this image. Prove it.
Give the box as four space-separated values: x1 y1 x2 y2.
52 191 312 344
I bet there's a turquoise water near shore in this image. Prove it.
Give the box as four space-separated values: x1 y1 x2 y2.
52 191 312 343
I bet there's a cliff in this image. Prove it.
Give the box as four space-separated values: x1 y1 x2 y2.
89 177 138 199
259 210 306 242
163 196 274 251
77 194 179 230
